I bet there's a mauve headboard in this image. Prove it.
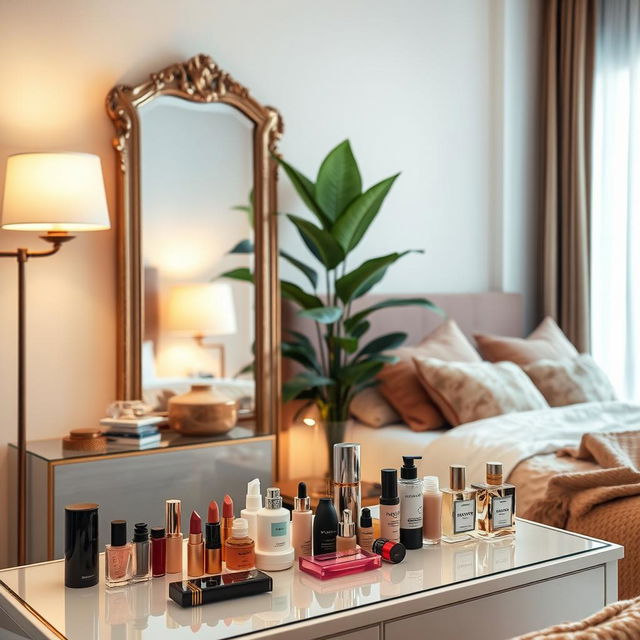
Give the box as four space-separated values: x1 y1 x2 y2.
282 291 523 352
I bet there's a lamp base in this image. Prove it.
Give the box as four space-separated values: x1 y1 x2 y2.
40 231 76 245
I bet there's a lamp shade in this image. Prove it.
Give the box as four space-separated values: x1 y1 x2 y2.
167 282 237 337
1 152 110 231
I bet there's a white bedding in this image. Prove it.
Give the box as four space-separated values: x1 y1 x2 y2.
422 400 640 487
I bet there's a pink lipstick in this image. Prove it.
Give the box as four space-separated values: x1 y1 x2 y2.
222 495 234 562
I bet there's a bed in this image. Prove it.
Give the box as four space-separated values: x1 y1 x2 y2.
283 292 640 598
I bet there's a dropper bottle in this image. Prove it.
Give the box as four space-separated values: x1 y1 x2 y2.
292 482 312 557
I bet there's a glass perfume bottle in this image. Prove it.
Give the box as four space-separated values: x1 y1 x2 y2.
225 518 255 571
441 465 477 543
472 462 516 538
105 520 132 588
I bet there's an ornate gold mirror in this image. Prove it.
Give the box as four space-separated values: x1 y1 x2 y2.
106 54 282 435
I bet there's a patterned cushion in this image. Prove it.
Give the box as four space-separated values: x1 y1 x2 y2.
413 357 549 426
350 387 401 428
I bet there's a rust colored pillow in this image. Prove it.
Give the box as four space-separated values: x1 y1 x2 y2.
377 319 481 431
474 316 578 366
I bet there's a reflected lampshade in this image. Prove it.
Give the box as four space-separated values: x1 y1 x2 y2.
167 282 237 337
1 152 111 231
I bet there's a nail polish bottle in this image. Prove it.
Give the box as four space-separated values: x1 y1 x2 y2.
165 499 183 574
225 518 255 571
150 526 166 577
379 469 400 542
105 520 132 588
313 497 338 555
357 508 374 552
292 482 312 558
336 509 357 552
132 523 151 582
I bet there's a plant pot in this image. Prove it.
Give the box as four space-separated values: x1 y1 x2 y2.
168 384 237 436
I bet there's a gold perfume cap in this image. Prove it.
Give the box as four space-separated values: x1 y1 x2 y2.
450 465 466 491
486 461 503 484
165 499 182 536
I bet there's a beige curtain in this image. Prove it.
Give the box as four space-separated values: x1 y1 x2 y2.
541 0 596 352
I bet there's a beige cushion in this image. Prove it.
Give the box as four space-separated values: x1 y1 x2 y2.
474 316 578 365
377 319 481 431
350 387 401 428
413 356 549 426
523 354 617 407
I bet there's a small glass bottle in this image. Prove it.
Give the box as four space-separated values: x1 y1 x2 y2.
336 509 357 552
225 518 255 571
150 526 166 577
441 465 477 543
132 522 151 582
105 520 132 588
422 476 442 545
472 462 516 538
357 508 374 552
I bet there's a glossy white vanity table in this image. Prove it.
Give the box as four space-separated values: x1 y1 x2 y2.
0 516 622 640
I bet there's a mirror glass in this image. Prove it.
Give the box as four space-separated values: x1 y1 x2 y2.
139 97 255 415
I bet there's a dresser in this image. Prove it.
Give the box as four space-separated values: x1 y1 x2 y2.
8 427 274 564
0 517 622 640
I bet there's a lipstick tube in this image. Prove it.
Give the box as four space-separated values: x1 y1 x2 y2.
206 500 222 574
222 495 234 562
165 499 183 574
188 511 204 577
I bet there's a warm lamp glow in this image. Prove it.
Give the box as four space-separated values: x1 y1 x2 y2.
167 282 237 337
303 418 317 427
1 152 110 231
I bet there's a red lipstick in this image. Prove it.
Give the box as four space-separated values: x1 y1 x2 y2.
222 495 234 562
187 510 204 577
205 500 222 574
208 500 219 524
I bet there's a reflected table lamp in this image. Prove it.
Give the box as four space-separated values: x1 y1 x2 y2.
166 282 237 378
0 152 110 565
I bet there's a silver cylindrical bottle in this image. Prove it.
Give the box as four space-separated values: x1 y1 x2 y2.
132 522 151 582
333 443 361 531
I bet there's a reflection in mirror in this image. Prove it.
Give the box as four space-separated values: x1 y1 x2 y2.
139 98 255 415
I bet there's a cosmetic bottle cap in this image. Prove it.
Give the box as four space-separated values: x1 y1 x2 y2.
380 469 398 500
246 478 262 510
360 507 372 528
133 522 149 542
232 518 249 538
339 509 355 538
265 487 283 510
450 465 466 491
165 499 182 536
111 520 127 546
486 461 503 484
423 476 440 493
294 481 311 512
333 443 360 483
150 526 165 539
205 522 221 548
400 455 422 480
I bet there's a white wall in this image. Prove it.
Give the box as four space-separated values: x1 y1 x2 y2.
0 0 541 568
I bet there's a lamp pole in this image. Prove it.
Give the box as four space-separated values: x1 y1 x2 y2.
0 232 73 565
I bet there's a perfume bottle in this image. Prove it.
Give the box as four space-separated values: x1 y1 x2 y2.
472 462 516 538
225 518 256 571
105 520 132 588
333 443 361 533
441 465 477 543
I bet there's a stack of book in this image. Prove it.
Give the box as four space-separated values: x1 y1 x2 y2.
99 415 165 449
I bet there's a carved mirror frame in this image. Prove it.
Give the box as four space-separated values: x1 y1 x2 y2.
106 54 282 436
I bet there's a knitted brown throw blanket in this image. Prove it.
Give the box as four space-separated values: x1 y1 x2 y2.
513 597 640 639
524 430 640 599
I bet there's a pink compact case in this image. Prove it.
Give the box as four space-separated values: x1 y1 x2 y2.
298 549 381 579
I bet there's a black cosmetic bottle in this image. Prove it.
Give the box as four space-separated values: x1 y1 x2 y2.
313 498 338 554
65 503 99 588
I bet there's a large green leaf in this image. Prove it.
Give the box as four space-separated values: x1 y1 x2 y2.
281 281 322 310
335 251 421 303
330 336 359 354
280 250 318 289
228 239 254 254
337 359 385 386
315 140 362 223
349 320 370 339
282 341 321 374
298 306 343 324
219 267 253 283
344 297 443 333
356 332 407 359
283 372 335 403
332 174 399 253
287 215 344 269
276 158 331 229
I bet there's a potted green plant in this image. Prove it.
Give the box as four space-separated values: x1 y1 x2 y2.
223 140 441 469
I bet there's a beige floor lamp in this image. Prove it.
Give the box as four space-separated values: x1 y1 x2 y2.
0 152 110 565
